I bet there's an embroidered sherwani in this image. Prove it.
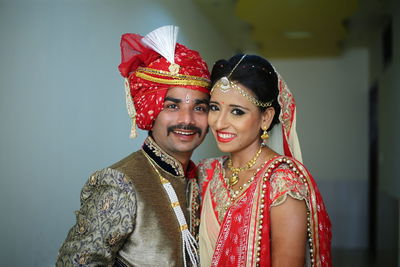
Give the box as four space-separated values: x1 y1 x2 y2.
56 137 200 267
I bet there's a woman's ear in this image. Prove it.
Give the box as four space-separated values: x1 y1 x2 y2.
261 107 275 130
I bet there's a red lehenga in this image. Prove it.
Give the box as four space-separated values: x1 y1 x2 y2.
198 71 331 267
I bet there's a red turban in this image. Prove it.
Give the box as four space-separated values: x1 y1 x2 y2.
118 27 210 138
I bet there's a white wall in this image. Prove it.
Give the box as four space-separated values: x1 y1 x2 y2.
0 0 231 266
272 48 370 249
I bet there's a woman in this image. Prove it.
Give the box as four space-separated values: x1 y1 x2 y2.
198 54 331 267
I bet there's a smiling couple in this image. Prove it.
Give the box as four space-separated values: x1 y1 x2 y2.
57 25 331 267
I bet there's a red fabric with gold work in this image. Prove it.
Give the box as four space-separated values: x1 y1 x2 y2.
199 156 332 267
118 33 210 130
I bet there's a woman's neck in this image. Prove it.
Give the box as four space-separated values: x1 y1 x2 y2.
229 142 263 167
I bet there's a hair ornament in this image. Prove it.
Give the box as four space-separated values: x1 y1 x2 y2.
211 54 273 108
219 77 230 92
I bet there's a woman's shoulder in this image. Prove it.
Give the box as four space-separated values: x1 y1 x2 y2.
266 155 311 207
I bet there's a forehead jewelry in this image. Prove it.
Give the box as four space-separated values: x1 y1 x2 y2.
185 93 190 104
211 55 273 108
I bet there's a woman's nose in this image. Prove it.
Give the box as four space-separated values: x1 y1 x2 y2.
210 111 228 130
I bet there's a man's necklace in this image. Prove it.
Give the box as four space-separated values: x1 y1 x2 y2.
143 153 199 267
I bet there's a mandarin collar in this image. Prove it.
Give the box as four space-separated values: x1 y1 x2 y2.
142 136 195 178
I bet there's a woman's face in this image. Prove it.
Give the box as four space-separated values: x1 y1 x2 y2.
208 82 270 154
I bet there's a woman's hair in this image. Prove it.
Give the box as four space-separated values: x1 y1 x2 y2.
210 54 281 131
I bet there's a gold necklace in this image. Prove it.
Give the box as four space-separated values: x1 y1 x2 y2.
224 153 278 210
227 146 262 187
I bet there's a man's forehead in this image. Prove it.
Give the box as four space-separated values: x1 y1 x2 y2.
165 87 209 100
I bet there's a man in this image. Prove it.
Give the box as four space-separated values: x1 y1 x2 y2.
56 25 210 267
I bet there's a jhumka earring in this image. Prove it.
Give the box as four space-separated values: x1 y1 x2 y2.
261 126 269 146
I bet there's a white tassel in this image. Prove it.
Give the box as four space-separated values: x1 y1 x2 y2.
124 78 137 138
141 25 180 74
142 25 178 64
183 229 199 266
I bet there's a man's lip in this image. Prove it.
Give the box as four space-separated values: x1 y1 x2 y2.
216 131 236 143
172 130 196 136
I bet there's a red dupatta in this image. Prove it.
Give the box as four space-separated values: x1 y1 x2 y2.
204 156 331 267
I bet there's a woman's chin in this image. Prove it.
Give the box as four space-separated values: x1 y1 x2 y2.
215 142 236 154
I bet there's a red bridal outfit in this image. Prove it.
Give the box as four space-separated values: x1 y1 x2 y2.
198 74 332 267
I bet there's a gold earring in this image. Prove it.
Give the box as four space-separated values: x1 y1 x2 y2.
261 126 269 140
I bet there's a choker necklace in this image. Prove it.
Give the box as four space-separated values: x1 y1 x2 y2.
227 146 262 187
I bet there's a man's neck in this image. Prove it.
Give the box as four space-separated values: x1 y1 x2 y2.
173 153 192 173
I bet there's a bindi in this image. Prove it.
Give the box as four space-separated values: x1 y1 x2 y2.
185 94 191 104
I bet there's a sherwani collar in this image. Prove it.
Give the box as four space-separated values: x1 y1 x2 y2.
142 136 196 178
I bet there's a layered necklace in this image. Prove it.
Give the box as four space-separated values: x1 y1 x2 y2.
227 146 262 187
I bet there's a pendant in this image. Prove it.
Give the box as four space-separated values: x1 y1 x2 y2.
229 173 239 186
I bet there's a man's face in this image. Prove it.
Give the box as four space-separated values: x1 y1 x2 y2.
151 87 209 161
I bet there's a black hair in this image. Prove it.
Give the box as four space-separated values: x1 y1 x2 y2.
210 54 280 131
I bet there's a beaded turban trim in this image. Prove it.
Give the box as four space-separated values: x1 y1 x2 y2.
135 67 210 89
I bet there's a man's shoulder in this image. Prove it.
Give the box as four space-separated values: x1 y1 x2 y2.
108 150 144 170
105 150 152 181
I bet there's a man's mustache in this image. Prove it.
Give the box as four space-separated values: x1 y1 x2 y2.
167 124 203 137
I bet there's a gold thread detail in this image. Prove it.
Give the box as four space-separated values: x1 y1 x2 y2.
138 67 210 82
136 72 210 87
212 79 273 108
171 201 180 208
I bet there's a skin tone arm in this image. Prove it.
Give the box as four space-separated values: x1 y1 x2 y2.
270 196 308 267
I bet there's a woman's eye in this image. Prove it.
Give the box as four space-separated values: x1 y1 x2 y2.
232 108 245 116
209 104 219 111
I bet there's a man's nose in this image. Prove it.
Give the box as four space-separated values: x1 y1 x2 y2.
177 107 195 125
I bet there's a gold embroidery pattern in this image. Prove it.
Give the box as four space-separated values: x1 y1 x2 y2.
56 168 136 266
188 178 200 239
144 137 185 177
270 163 309 209
277 76 295 139
207 158 231 223
135 67 210 88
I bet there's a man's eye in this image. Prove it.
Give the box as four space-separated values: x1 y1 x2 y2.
194 105 208 112
209 104 219 111
165 104 178 109
232 108 245 116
